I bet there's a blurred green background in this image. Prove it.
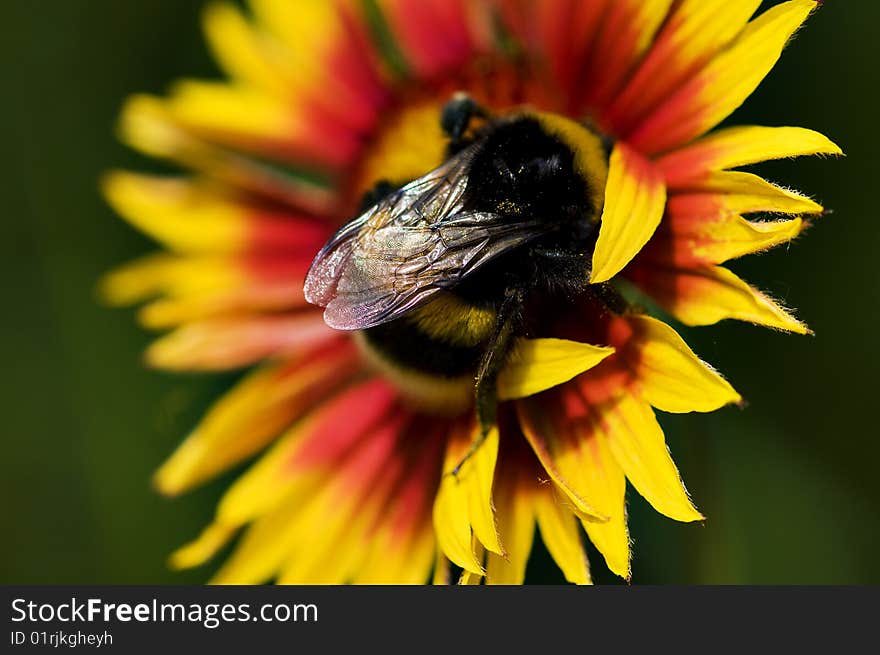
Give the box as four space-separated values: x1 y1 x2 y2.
1 1 876 584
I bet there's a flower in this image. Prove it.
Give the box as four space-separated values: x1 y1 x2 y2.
103 0 839 584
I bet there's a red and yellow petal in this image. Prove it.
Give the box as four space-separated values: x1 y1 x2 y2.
251 0 392 112
627 262 810 333
621 314 741 413
210 388 410 583
658 126 843 188
517 390 630 578
590 143 666 283
595 393 703 523
497 338 615 401
144 312 339 371
102 172 329 338
153 343 361 497
629 0 819 155
275 444 410 584
649 209 806 268
515 390 611 523
578 0 674 112
604 0 761 135
162 80 363 172
353 432 442 583
101 247 323 330
214 378 400 531
115 95 336 213
672 171 823 215
192 0 393 171
102 172 331 256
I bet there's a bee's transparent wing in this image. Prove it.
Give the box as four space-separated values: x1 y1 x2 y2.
304 150 545 330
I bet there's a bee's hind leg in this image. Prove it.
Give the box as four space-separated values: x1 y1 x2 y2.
450 287 522 478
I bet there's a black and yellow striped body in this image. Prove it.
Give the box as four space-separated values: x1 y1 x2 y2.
357 110 610 413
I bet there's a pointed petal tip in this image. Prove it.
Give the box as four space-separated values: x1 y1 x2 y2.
98 169 124 199
94 272 126 307
669 504 706 524
152 434 207 497
824 138 844 158
152 465 184 498
167 522 236 571
143 341 173 369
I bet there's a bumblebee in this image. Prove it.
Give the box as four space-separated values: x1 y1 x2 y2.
304 95 611 454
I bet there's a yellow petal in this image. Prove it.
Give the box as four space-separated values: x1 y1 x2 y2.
632 264 810 333
497 338 615 401
432 550 451 585
223 475 370 584
485 472 535 585
153 363 294 495
117 95 196 161
249 0 341 79
353 527 435 585
591 143 667 283
534 487 591 585
457 540 486 585
167 80 294 143
627 314 741 413
572 435 630 580
99 253 184 306
518 390 630 577
99 253 249 309
601 394 703 523
102 172 246 253
687 171 823 215
144 313 333 371
433 476 482 573
516 395 610 523
277 480 388 583
660 126 843 186
154 351 357 497
137 285 307 330
210 481 332 584
168 522 237 570
213 377 394 528
458 570 483 585
678 214 805 265
203 2 288 94
463 427 503 557
214 431 324 529
213 404 403 584
433 426 502 573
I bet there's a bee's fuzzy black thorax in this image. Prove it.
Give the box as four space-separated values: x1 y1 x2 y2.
464 116 598 230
